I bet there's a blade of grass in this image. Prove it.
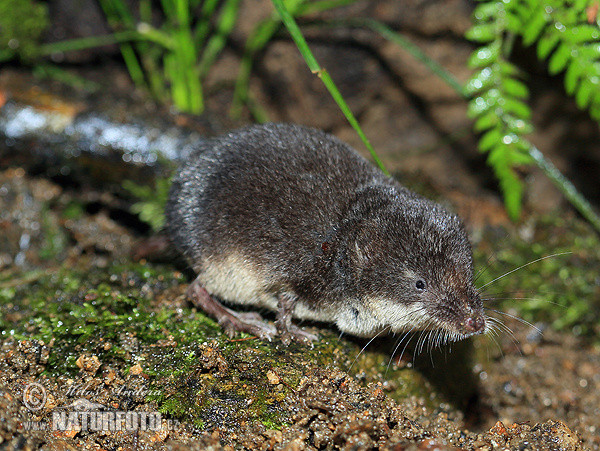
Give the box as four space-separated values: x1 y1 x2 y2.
231 0 306 117
137 0 161 98
297 0 359 16
336 18 466 97
35 31 142 54
32 64 101 91
119 44 147 89
231 18 283 117
271 0 389 175
98 0 149 92
104 0 136 26
161 0 203 113
195 0 222 49
528 145 600 233
198 0 242 78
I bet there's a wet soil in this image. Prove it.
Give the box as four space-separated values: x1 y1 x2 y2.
0 159 599 450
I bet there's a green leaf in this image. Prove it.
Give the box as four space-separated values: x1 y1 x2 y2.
574 0 590 11
568 25 600 44
575 78 595 108
474 111 498 132
590 102 600 120
576 43 600 59
467 44 500 68
502 97 532 119
466 23 497 43
478 127 502 152
464 67 495 95
502 174 524 221
504 114 534 134
537 33 560 59
469 87 502 116
488 147 524 220
473 2 501 21
507 143 533 165
467 96 491 117
522 9 549 46
487 144 508 169
548 42 572 74
498 60 520 77
513 150 533 166
564 61 582 95
503 78 529 98
485 87 502 102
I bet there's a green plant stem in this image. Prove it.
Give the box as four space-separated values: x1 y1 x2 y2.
271 0 389 175
35 31 143 55
98 0 149 91
297 0 359 15
32 65 101 91
230 18 281 118
528 146 600 233
322 18 467 97
195 0 221 48
198 0 241 78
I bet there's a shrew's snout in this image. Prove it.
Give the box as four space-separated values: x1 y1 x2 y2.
463 314 485 334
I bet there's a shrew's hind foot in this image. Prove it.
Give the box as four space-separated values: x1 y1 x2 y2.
276 294 319 346
278 324 319 347
186 278 277 341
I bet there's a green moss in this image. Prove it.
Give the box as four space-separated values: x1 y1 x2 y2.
0 0 49 62
0 262 193 376
11 211 589 431
473 214 600 338
1 258 321 429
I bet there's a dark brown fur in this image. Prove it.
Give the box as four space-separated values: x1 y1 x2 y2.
166 123 485 342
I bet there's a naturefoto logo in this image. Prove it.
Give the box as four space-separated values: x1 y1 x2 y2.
22 382 47 412
21 383 179 432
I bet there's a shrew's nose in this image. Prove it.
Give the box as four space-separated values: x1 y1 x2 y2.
464 315 485 333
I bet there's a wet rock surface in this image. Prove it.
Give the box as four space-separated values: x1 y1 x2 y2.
0 163 597 450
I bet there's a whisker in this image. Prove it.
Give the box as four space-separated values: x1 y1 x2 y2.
415 330 425 356
485 318 500 338
481 296 566 308
486 330 504 358
426 331 436 366
485 307 543 335
478 252 572 291
483 289 566 297
487 317 517 339
429 330 437 354
402 330 419 363
386 330 415 376
485 312 534 358
483 316 524 356
474 251 499 284
349 325 391 372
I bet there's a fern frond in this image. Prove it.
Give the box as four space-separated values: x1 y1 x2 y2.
465 0 600 220
465 0 534 220
527 2 600 115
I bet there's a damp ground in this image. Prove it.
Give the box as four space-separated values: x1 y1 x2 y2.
0 162 599 450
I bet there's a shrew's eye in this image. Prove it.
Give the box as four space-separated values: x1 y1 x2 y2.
415 279 427 290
